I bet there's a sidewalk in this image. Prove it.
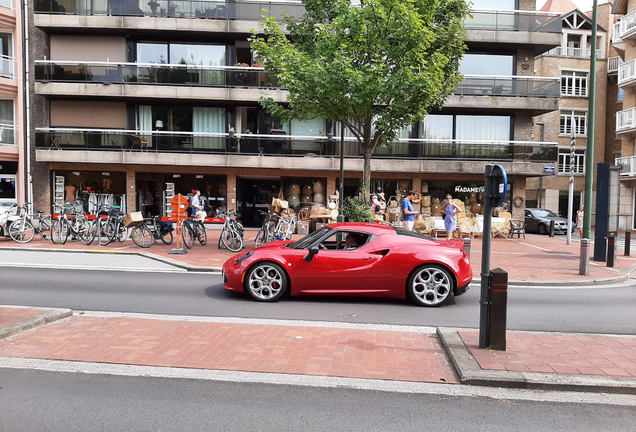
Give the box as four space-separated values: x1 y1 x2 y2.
1 231 636 394
0 306 635 394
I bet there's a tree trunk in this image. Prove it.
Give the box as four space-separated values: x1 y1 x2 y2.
361 150 372 205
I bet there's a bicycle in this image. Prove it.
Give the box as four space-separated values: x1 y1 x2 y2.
85 205 127 246
7 204 35 243
182 213 207 246
50 201 90 245
254 210 296 248
130 216 174 248
217 209 244 252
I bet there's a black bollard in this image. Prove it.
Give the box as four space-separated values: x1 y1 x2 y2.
488 268 508 351
625 231 631 257
607 236 615 268
549 220 555 237
463 238 471 261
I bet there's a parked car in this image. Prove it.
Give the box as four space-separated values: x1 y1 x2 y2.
524 208 575 235
222 222 472 307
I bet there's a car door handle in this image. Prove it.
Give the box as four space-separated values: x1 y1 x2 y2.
362 256 375 260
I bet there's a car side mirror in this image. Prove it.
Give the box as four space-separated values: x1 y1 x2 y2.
305 245 319 262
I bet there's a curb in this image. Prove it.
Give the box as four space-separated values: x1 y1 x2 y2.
437 327 636 395
0 307 73 341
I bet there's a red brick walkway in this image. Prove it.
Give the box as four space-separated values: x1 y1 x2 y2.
0 307 44 326
0 315 457 384
460 331 636 377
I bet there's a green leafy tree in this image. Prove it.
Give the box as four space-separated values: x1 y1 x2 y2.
250 0 470 203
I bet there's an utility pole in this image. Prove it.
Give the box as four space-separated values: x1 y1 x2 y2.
583 0 598 239
567 117 576 245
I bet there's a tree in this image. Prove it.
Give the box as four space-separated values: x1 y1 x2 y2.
250 0 470 203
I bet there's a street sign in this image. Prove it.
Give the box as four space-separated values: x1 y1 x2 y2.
171 194 189 212
490 164 508 207
543 165 555 173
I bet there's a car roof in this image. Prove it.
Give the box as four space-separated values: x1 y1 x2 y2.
326 222 397 235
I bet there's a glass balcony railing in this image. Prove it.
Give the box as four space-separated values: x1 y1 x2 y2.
34 0 305 20
0 55 16 79
464 9 561 33
35 61 279 88
35 128 558 163
0 123 17 145
454 75 559 98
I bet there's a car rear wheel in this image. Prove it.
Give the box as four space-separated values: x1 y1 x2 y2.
537 223 547 235
407 264 454 307
245 262 288 302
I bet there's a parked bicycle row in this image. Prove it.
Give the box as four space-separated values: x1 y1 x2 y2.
0 202 299 253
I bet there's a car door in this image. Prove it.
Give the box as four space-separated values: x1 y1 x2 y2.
525 210 537 232
292 231 381 293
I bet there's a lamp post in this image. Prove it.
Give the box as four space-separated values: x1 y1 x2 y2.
583 0 598 239
537 122 545 208
338 123 345 222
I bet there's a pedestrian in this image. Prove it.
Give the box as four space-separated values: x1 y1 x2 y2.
576 204 584 238
191 190 203 217
370 195 382 214
442 194 462 240
401 191 419 232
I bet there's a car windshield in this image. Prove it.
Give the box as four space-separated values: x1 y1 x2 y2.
286 226 331 249
533 209 558 218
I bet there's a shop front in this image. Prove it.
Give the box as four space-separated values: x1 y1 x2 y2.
0 161 18 206
51 170 126 214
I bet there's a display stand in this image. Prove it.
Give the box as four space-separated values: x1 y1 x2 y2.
168 194 188 255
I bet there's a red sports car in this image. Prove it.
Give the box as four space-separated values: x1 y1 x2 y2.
222 222 472 307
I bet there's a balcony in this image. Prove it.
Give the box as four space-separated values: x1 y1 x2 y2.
0 123 17 146
545 47 602 58
608 56 623 74
34 61 286 102
616 107 636 135
618 59 636 89
616 156 636 177
34 128 558 176
463 9 561 54
447 75 559 114
615 11 636 43
0 55 16 79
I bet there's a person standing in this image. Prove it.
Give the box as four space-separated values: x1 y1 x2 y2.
191 190 203 217
442 194 462 240
401 191 419 231
576 204 584 238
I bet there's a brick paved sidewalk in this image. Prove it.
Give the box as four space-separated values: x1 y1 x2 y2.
0 312 457 384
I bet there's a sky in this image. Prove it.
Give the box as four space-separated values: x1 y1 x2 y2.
536 0 607 12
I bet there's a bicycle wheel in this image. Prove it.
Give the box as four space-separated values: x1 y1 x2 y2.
196 222 207 246
218 228 225 249
9 219 35 243
221 229 243 253
99 220 116 246
85 219 98 246
39 215 52 240
74 217 90 241
181 223 195 249
116 222 128 243
254 227 266 248
131 225 153 248
51 218 68 245
160 229 173 245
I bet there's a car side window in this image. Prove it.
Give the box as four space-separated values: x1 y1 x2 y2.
525 210 531 218
319 231 370 251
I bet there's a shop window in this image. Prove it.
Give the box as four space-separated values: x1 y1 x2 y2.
0 175 16 202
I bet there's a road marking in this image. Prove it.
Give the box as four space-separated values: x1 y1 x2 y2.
0 262 186 273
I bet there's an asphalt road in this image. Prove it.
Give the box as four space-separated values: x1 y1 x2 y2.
2 369 635 432
1 267 635 334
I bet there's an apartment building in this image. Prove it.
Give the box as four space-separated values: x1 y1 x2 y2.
613 0 636 230
530 1 617 220
0 0 25 207
28 0 561 226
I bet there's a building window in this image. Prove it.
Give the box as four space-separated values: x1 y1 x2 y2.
618 87 624 102
561 71 587 96
558 149 585 174
560 110 587 136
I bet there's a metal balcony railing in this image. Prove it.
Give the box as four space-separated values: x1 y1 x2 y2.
35 61 278 88
613 21 623 43
608 56 623 74
618 59 636 86
616 11 636 41
545 47 602 58
454 75 559 98
616 107 636 133
464 9 561 33
34 0 305 19
616 156 636 177
34 128 558 163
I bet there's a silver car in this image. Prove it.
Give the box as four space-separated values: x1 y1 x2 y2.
524 208 575 235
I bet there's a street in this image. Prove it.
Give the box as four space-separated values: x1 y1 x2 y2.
1 266 635 334
1 368 635 432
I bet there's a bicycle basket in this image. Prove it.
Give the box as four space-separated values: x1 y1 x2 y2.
108 207 123 217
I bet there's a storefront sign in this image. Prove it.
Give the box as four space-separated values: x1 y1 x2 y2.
454 185 484 193
0 161 18 174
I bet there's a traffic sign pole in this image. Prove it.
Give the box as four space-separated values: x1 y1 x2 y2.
168 194 188 255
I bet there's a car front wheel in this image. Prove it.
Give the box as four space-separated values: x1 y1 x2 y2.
407 264 454 307
537 223 547 235
245 262 288 302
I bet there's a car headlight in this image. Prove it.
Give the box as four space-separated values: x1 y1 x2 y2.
234 251 255 265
